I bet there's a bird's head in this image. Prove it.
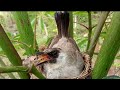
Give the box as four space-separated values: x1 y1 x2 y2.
35 48 61 66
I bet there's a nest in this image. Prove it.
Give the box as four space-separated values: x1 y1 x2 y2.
23 53 92 79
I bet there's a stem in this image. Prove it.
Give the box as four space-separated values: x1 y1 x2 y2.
12 40 31 48
87 11 110 57
74 22 97 30
31 66 45 79
0 66 29 73
0 58 16 79
0 24 29 79
73 22 89 30
0 65 45 79
33 15 37 50
92 12 120 79
86 11 92 51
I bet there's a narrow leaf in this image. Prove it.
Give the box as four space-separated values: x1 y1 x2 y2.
0 24 29 79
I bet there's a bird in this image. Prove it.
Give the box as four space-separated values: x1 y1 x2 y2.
29 11 91 79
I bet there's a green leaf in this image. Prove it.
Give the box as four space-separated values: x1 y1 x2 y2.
0 24 29 79
12 12 37 56
40 17 44 33
77 38 88 47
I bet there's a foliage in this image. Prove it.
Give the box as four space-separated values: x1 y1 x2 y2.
0 24 29 79
0 11 120 79
92 12 120 79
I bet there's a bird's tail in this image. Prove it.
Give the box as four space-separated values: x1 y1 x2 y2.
55 11 70 38
55 11 62 37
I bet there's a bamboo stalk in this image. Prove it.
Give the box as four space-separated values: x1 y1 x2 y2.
31 66 45 79
0 66 28 73
0 65 45 79
86 11 92 51
92 12 120 79
0 24 29 79
87 11 110 57
0 57 16 79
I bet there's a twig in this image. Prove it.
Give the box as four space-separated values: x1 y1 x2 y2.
30 65 45 79
33 15 37 50
0 66 29 73
87 11 110 58
74 22 89 30
12 40 31 48
74 22 97 30
0 57 16 79
86 11 92 51
92 24 97 29
0 65 45 79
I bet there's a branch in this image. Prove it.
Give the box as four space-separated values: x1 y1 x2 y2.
30 65 45 79
12 40 31 48
0 65 45 79
87 11 110 57
74 22 89 30
0 57 16 79
86 11 92 51
0 66 29 73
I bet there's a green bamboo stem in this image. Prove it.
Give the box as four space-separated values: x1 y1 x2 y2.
31 66 45 79
69 11 73 38
0 24 29 79
0 65 45 79
0 66 28 73
88 11 110 57
0 58 16 79
92 12 120 79
12 12 37 56
86 11 92 51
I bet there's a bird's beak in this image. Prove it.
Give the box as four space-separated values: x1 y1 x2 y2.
36 54 52 66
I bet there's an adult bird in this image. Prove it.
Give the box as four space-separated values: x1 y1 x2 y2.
23 11 91 79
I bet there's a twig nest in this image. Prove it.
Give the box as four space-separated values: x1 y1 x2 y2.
22 53 91 79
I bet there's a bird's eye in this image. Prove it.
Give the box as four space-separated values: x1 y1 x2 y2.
48 50 59 58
